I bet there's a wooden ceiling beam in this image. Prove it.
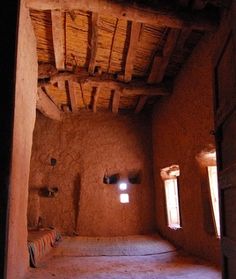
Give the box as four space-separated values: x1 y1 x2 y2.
112 90 120 114
41 75 169 97
26 0 218 31
37 87 62 121
124 22 141 82
148 29 180 84
51 10 65 70
135 96 148 113
88 13 99 74
67 81 78 112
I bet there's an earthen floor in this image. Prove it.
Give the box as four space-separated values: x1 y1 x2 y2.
25 236 221 279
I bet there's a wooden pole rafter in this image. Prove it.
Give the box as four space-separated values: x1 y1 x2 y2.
135 96 148 113
51 10 65 70
112 90 121 113
124 22 142 82
67 81 79 112
148 29 180 84
92 86 100 112
88 12 99 74
37 87 62 121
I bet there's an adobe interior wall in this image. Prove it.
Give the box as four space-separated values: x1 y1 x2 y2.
152 34 221 264
6 1 38 279
28 111 155 236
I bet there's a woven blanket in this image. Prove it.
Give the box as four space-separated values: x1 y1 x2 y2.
28 228 61 267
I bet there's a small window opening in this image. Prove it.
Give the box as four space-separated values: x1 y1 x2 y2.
119 183 127 191
207 166 220 238
120 193 129 203
161 165 181 229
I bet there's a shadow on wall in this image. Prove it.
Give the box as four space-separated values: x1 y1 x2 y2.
73 174 81 235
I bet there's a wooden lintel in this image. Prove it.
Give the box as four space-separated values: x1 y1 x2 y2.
92 86 100 112
26 0 218 31
51 10 65 70
37 87 62 121
88 13 99 74
112 90 120 114
124 22 141 82
148 29 180 84
67 81 78 112
135 96 148 113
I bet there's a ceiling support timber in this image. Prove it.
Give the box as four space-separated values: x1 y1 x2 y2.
148 29 180 84
124 22 141 82
51 10 65 70
88 13 99 74
26 0 218 31
112 90 120 114
41 74 169 96
92 86 100 112
67 81 78 112
135 96 148 113
37 87 62 121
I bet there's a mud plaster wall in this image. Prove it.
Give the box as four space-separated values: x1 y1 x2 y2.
152 34 221 264
28 111 155 236
6 2 38 279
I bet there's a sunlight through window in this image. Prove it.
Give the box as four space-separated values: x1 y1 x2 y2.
207 166 221 238
120 193 129 203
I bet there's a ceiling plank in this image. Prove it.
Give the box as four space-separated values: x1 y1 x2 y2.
37 87 62 121
124 22 141 82
92 86 100 112
51 10 65 70
135 96 148 113
112 90 120 114
148 29 180 84
88 13 99 74
67 81 78 112
26 0 218 31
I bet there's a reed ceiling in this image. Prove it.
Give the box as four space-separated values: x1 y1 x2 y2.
26 0 225 118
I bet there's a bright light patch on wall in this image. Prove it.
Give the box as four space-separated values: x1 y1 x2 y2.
207 166 221 238
120 193 129 203
119 183 127 191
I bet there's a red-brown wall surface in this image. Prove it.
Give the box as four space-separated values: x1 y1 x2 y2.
6 1 38 278
152 34 221 264
28 111 156 236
